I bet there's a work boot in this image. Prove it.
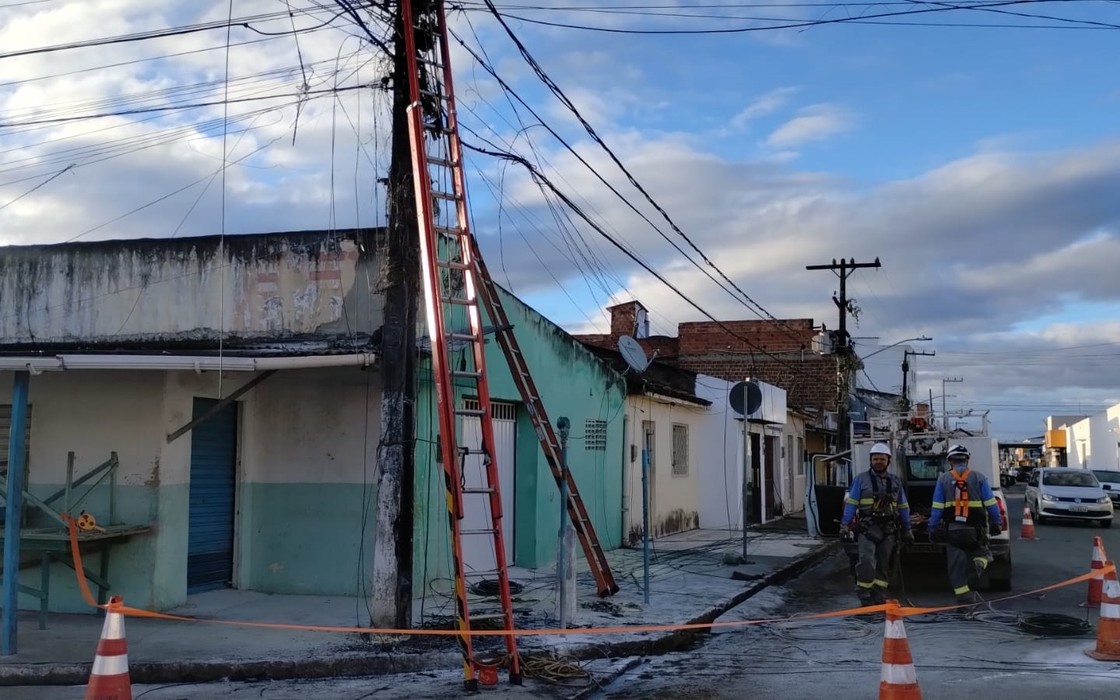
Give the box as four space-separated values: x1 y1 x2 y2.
870 588 888 605
956 590 981 605
858 590 874 607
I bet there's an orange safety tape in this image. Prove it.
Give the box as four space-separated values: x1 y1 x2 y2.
60 514 1116 637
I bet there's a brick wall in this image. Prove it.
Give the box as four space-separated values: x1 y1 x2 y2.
674 319 837 412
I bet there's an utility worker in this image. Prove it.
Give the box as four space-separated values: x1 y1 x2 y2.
839 443 914 606
927 444 1003 604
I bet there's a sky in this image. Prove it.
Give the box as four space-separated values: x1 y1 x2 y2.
2 1 1120 440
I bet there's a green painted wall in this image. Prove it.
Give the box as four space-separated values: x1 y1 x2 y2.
411 286 626 593
239 483 373 595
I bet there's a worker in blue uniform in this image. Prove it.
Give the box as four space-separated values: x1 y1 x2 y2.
839 443 914 606
927 444 1003 604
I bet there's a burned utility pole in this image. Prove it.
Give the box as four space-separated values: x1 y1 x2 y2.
806 257 881 454
370 3 424 630
901 349 935 411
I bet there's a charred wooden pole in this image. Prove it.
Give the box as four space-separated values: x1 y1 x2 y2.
371 2 421 630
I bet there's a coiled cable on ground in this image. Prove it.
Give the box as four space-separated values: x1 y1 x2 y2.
1016 612 1094 637
521 652 593 685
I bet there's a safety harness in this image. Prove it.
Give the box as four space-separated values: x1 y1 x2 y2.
867 471 900 526
952 468 972 523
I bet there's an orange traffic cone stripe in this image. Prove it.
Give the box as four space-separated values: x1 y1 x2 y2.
85 595 132 700
1019 505 1036 540
1088 561 1120 662
879 602 921 699
1083 537 1107 608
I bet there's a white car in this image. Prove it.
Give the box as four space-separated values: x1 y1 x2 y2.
1025 468 1114 528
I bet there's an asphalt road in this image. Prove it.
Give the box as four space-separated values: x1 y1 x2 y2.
10 486 1120 699
591 484 1120 699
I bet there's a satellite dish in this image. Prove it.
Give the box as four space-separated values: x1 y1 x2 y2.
618 335 651 373
729 380 763 416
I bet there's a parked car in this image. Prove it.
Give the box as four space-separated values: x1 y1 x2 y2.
1025 468 1113 527
1092 469 1120 508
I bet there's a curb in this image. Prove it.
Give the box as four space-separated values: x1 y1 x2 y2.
0 539 840 687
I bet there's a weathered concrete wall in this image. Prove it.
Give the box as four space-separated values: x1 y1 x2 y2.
1 364 381 613
0 229 383 348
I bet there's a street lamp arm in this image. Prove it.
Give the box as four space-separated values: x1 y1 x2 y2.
859 336 933 360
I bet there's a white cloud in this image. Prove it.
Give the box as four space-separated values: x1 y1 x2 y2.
728 87 799 132
765 103 855 148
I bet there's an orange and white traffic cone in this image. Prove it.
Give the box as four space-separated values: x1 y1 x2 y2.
85 595 131 700
879 601 921 700
1019 504 1037 540
1087 561 1120 661
1082 536 1108 609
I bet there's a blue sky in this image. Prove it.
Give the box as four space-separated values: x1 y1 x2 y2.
2 1 1120 439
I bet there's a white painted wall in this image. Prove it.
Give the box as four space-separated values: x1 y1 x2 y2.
695 376 790 528
695 375 743 530
1075 404 1120 471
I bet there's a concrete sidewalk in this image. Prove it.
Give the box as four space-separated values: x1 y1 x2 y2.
0 518 837 686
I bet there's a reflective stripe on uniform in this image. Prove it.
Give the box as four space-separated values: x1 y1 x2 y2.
953 584 971 595
858 580 875 589
983 497 998 507
931 501 945 508
845 497 860 506
874 579 889 588
973 557 988 570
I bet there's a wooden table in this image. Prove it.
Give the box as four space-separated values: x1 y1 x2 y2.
0 524 150 629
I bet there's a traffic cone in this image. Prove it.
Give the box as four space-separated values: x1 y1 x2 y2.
879 601 921 699
85 596 131 700
1019 504 1037 540
1087 561 1120 661
1082 536 1108 609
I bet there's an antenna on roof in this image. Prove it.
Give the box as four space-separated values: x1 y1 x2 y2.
618 335 653 374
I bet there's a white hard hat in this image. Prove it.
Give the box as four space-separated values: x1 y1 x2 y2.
870 443 892 457
946 444 970 459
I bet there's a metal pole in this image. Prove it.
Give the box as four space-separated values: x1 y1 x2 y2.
557 417 571 627
742 419 752 559
641 431 651 604
2 370 31 656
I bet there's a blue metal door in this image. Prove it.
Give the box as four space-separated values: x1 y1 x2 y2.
187 398 237 593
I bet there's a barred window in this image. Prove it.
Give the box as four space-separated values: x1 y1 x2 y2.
671 423 689 477
584 419 607 451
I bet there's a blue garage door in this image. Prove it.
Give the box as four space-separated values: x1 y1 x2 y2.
188 398 237 593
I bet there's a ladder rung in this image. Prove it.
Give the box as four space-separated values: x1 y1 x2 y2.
428 156 455 168
431 190 458 201
434 225 460 238
455 407 485 416
437 260 471 271
442 296 474 306
419 88 449 101
462 487 494 495
448 332 478 342
460 528 498 537
451 370 482 379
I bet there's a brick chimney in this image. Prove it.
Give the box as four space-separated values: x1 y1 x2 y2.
609 300 649 339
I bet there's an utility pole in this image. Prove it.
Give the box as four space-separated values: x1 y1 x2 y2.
941 377 963 430
901 349 935 411
806 257 881 453
370 2 423 629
